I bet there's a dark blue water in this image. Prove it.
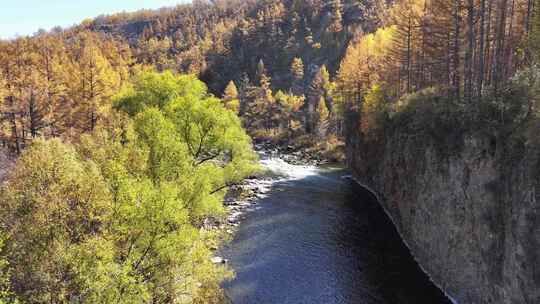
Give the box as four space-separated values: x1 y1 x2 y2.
221 161 451 304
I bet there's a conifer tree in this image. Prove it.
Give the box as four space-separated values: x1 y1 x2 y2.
529 0 540 63
238 73 252 116
306 65 331 134
256 59 269 87
223 80 240 113
71 37 121 131
290 57 305 95
329 0 344 33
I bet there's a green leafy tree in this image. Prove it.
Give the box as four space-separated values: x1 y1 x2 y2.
0 139 111 303
115 71 259 219
0 71 257 303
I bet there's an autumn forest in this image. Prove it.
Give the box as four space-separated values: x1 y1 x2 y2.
1 0 540 302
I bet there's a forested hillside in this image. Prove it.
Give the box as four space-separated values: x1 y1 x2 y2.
80 0 381 92
1 0 540 302
3 0 538 156
0 0 383 158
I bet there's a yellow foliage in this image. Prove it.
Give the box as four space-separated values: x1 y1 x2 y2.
335 26 396 112
337 26 396 88
360 85 389 136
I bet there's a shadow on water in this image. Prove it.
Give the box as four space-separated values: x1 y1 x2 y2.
220 166 451 304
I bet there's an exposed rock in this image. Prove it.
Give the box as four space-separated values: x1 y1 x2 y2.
211 256 227 264
347 131 540 303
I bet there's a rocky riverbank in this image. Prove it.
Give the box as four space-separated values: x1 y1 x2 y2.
207 141 340 264
207 141 346 265
205 145 299 264
205 176 275 264
204 176 275 235
252 140 338 166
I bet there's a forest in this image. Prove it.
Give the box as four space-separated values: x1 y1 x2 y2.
1 0 540 302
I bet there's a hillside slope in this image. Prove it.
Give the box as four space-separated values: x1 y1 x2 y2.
79 0 382 94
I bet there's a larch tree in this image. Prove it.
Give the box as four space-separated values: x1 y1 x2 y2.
71 35 121 131
307 65 332 134
329 0 344 33
290 57 305 95
275 90 305 131
223 80 240 113
247 60 278 131
529 0 540 62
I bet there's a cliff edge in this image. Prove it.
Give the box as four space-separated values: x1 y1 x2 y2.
345 90 540 303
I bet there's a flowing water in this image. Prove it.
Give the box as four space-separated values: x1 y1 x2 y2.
220 154 452 304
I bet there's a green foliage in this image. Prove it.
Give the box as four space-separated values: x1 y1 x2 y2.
0 234 17 304
274 90 305 133
360 85 391 138
352 63 540 165
116 71 259 203
0 138 112 303
0 71 257 303
389 87 467 154
472 66 540 134
114 71 207 116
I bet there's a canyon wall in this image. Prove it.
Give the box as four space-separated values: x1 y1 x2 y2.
347 129 540 303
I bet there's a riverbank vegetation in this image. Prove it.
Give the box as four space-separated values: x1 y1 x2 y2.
335 0 540 161
1 0 540 301
0 72 257 303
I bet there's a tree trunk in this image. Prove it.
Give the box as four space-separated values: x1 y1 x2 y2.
465 0 475 102
453 0 462 99
485 0 494 86
478 0 487 97
493 0 508 94
406 15 413 93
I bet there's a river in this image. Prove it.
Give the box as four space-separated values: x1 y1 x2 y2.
220 153 452 304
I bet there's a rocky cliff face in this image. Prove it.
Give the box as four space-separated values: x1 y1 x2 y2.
347 129 540 303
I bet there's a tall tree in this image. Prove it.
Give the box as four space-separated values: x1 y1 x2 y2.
290 57 305 95
223 80 240 113
329 0 344 33
529 0 540 62
465 0 476 101
70 35 121 131
307 65 332 134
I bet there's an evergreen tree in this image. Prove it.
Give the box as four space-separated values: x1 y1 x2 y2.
245 61 276 131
